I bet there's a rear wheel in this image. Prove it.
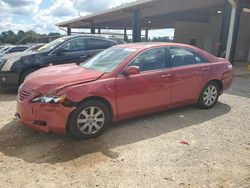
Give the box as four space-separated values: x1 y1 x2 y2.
197 82 219 109
68 100 111 139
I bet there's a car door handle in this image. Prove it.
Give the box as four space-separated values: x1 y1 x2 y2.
160 74 172 78
80 55 88 59
202 67 210 71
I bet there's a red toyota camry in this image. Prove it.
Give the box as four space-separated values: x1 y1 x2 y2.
16 43 233 139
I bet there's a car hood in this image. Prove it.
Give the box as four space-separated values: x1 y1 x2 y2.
24 64 105 94
1 51 38 71
2 51 37 60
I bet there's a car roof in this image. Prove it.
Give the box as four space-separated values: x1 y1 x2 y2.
61 34 124 42
116 42 200 50
115 42 219 63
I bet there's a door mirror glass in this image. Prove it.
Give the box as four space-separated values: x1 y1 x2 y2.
55 47 68 55
124 66 140 76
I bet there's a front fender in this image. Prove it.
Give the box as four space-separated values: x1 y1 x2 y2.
58 78 118 120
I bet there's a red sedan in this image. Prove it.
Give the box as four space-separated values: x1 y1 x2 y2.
16 43 233 139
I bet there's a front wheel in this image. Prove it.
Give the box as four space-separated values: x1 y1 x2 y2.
197 82 219 109
68 100 111 139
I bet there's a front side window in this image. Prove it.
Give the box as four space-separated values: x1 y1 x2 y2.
87 39 116 50
61 37 86 52
169 47 207 67
129 48 167 72
81 47 137 72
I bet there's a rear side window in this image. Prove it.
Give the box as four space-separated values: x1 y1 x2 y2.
86 39 117 50
169 47 207 67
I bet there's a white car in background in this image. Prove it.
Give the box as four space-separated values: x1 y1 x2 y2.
0 44 45 78
0 44 44 62
0 45 29 58
0 46 13 54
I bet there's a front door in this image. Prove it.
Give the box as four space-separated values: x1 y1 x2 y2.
49 37 88 65
116 47 172 119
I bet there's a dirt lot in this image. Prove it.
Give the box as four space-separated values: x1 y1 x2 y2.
0 75 250 188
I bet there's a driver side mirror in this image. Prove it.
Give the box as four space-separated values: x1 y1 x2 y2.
124 66 140 76
55 47 68 55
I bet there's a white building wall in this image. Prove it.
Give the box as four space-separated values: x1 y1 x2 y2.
173 12 250 62
235 12 250 62
173 14 222 56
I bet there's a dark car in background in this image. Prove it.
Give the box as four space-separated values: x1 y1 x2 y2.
0 35 124 88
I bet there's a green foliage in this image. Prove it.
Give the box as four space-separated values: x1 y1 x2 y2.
0 30 61 44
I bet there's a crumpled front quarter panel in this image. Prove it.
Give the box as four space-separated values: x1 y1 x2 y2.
61 78 118 119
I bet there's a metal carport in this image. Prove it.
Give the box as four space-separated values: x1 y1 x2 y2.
56 0 250 64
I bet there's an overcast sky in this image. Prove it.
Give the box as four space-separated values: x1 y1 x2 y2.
0 0 174 38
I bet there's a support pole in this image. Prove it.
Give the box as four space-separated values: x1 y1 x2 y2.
132 9 141 42
98 28 101 34
145 28 149 42
67 27 71 35
91 23 95 34
229 1 242 64
225 0 242 64
124 29 128 42
218 1 232 57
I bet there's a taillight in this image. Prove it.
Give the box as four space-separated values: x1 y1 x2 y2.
227 63 233 70
222 62 233 79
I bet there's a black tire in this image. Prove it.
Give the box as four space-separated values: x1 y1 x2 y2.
19 68 37 85
68 100 111 139
197 81 219 109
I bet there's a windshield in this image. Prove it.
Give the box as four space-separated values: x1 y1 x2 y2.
37 37 66 52
81 47 137 72
26 44 44 52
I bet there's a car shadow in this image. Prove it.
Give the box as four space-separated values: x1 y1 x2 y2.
226 75 250 99
0 102 231 164
0 89 17 102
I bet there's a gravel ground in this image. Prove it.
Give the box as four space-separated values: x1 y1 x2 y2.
0 75 250 188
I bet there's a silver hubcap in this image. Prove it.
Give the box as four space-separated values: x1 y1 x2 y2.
203 85 218 106
77 107 105 135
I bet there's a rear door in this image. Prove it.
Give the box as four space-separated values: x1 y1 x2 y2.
116 47 172 119
85 38 117 59
168 46 209 105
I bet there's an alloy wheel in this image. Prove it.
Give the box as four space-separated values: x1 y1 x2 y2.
77 106 105 135
203 85 218 106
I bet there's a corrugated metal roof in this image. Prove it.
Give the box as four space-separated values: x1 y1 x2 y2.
56 0 155 27
56 0 224 29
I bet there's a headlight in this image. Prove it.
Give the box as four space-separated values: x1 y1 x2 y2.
0 59 7 71
31 95 66 104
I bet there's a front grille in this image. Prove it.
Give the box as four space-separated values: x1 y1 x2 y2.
18 88 32 101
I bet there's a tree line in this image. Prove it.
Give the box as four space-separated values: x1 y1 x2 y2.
0 30 173 45
0 30 61 45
